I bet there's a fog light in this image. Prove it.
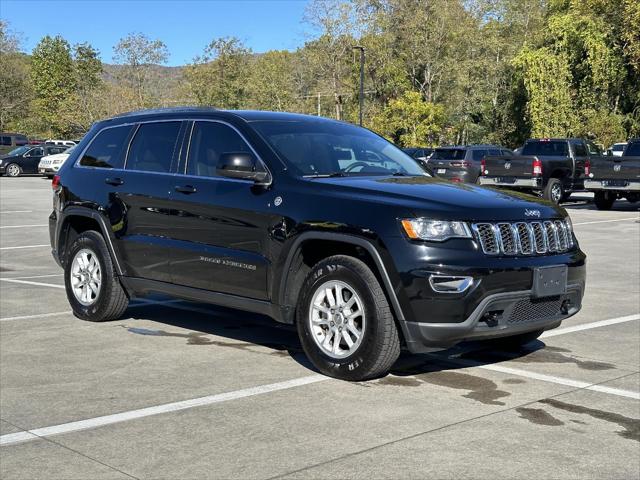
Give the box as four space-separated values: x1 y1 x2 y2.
561 299 572 314
429 275 474 293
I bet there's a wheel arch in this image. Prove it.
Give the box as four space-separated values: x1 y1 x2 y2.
57 207 124 275
277 232 408 339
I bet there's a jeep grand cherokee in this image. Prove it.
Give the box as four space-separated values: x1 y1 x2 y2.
49 108 586 381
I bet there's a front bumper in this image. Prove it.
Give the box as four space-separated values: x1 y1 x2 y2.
584 179 640 192
403 284 583 352
478 177 542 189
39 165 60 175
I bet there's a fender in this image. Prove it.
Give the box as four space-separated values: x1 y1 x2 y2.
278 232 407 327
56 206 125 276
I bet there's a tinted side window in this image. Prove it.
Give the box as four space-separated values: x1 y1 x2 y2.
472 149 488 161
625 142 640 156
80 125 133 169
28 147 44 157
187 122 252 177
586 142 601 156
1 136 11 146
573 142 588 156
126 122 181 173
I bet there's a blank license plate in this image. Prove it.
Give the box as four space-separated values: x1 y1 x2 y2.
532 265 567 298
437 168 446 174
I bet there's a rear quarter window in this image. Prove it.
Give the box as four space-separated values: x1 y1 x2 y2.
79 125 133 169
471 149 489 161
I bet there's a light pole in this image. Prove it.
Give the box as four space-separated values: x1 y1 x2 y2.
353 46 365 126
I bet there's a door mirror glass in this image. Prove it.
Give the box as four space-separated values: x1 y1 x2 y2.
217 152 268 182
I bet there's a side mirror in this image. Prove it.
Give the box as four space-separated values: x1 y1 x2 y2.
217 152 269 183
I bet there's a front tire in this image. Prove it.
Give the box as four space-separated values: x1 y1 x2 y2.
594 191 615 210
543 178 563 204
5 163 22 177
296 255 400 381
64 230 129 321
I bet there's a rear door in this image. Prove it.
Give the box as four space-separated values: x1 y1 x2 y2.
167 120 272 300
114 120 187 282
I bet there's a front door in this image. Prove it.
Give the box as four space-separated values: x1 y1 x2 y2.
168 120 274 300
23 146 44 173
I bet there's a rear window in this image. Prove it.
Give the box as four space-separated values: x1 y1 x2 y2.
624 142 640 156
126 122 181 173
80 125 133 169
522 141 568 156
432 148 466 160
612 144 625 152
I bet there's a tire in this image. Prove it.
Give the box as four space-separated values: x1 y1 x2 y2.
296 255 401 381
64 230 129 322
485 329 544 349
594 191 615 210
543 178 563 204
5 163 22 177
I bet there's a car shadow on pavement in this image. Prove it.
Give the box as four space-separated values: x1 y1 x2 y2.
119 297 552 381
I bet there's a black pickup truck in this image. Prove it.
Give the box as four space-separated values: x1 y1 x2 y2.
478 138 601 204
584 138 640 209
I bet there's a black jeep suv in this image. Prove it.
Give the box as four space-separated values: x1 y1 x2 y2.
49 108 586 381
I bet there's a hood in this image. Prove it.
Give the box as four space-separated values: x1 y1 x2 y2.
308 175 564 221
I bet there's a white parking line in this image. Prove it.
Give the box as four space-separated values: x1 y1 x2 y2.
0 210 33 214
0 278 63 289
0 375 328 446
1 274 62 280
0 311 71 322
0 244 50 250
0 224 48 229
573 217 639 226
541 314 640 337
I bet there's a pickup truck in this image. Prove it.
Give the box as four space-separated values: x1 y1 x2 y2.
478 138 601 204
584 138 640 209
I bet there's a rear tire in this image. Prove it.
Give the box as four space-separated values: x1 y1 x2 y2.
543 178 563 204
594 191 615 210
64 230 129 322
296 255 400 381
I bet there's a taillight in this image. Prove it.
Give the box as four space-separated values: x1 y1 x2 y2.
481 158 486 175
451 177 462 183
52 175 60 190
585 159 591 176
533 158 543 176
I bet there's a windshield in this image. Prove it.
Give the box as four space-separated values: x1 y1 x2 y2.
6 146 30 156
612 144 625 152
522 140 568 156
250 119 426 177
432 148 466 160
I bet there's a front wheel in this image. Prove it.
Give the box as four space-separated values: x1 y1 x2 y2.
296 255 400 381
594 191 615 210
5 163 22 177
543 178 563 204
64 230 129 321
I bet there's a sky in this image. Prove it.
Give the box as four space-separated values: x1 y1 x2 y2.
1 0 311 66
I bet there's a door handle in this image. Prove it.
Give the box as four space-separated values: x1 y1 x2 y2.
105 177 124 186
175 185 197 194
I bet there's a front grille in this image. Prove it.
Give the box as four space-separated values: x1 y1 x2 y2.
473 219 573 256
507 297 564 324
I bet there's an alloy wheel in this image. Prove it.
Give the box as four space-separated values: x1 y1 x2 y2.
70 248 102 306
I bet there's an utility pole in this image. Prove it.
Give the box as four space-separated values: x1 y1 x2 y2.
353 46 365 126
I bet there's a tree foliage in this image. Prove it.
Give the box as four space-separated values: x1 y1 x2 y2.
0 21 31 131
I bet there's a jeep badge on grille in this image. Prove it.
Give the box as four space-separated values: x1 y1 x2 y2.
524 209 541 217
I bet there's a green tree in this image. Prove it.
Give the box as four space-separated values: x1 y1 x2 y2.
372 90 446 146
30 35 76 136
113 33 169 107
247 50 296 111
184 37 252 109
0 21 31 132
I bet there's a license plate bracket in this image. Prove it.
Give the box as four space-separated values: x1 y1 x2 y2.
532 265 567 298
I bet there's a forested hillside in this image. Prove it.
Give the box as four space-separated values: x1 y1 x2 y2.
1 0 638 148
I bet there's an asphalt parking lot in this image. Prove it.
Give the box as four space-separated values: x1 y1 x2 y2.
0 176 639 480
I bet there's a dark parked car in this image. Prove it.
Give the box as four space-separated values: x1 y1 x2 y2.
479 138 600 204
430 145 512 183
0 133 28 156
585 138 640 209
49 108 586 381
0 145 69 177
402 147 434 172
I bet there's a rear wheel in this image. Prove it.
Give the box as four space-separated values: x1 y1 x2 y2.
543 178 563 204
64 230 129 321
5 163 21 177
594 191 615 210
296 255 400 381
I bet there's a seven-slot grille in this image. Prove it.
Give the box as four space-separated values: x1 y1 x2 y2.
472 219 573 256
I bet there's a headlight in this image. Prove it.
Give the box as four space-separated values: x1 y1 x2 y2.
401 218 472 241
564 216 573 234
